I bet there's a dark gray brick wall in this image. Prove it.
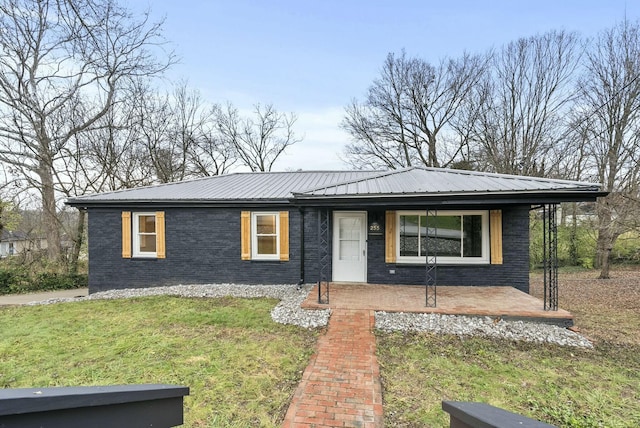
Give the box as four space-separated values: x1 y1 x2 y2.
88 207 304 293
87 205 531 293
366 206 531 292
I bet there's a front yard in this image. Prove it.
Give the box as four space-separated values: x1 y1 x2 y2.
378 268 640 427
0 268 638 427
0 296 317 427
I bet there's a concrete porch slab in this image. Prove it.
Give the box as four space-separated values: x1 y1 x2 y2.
302 283 574 326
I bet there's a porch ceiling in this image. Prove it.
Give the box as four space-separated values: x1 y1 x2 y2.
302 284 574 326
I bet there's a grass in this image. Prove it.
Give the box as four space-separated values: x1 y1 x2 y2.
0 296 317 427
2 268 639 427
378 334 639 427
531 268 640 346
377 267 640 427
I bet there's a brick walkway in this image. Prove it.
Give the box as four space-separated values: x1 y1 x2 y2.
282 309 383 427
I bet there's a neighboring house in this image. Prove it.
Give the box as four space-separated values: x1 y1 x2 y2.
0 230 47 258
66 167 605 294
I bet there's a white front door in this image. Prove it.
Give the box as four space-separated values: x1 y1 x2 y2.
332 212 367 282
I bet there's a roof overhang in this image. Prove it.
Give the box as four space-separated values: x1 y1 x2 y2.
65 199 291 209
65 167 608 209
67 190 607 210
289 190 608 208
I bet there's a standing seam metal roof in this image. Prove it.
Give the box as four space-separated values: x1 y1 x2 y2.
293 167 602 197
66 167 603 205
66 170 384 203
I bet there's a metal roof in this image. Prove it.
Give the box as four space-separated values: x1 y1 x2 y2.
293 167 603 198
66 167 605 207
66 171 382 205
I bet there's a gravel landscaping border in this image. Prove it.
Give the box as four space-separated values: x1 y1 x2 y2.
375 311 593 348
27 283 592 347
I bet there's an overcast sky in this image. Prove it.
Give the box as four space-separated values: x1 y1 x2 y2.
130 0 640 171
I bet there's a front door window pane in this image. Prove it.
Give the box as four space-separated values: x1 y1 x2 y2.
339 217 360 261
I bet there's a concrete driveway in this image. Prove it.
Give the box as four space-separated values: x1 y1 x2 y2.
0 288 88 305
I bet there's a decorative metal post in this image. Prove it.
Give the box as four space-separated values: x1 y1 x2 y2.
542 204 558 310
425 209 437 307
317 209 330 304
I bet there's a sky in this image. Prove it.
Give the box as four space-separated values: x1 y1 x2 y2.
130 0 640 171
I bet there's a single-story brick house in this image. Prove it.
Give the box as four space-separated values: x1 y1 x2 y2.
66 167 604 296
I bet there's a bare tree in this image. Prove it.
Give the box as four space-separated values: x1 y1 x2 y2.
574 20 640 278
58 84 158 274
136 84 184 183
462 30 581 176
0 0 174 262
78 97 156 192
188 111 237 177
342 50 488 169
173 84 237 177
216 103 300 172
135 82 238 180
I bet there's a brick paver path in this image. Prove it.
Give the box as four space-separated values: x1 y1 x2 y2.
282 309 383 427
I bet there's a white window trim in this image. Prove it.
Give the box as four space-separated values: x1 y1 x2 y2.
132 212 157 258
251 212 280 260
396 210 490 265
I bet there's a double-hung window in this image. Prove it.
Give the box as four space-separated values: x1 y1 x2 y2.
241 211 289 261
133 213 157 257
122 211 165 259
252 212 280 260
396 210 489 264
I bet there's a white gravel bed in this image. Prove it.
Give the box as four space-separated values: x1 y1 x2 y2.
29 284 591 347
29 283 331 329
375 311 593 348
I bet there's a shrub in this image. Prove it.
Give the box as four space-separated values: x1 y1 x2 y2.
529 215 598 269
33 272 88 292
0 261 87 295
611 231 640 263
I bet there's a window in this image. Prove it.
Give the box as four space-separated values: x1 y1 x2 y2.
122 211 165 259
241 211 289 261
133 213 157 257
251 212 280 260
396 210 489 264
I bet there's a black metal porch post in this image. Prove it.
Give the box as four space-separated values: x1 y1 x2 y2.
543 204 559 310
425 209 437 307
317 208 330 304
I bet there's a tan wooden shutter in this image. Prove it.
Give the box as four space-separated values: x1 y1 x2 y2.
385 211 396 263
156 211 166 259
241 211 251 260
279 211 289 261
490 210 503 265
122 211 131 258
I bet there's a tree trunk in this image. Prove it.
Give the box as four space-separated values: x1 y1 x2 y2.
69 210 86 275
595 199 614 278
39 166 62 263
598 245 612 279
568 203 578 266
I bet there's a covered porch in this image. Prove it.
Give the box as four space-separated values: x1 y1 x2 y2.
302 283 574 327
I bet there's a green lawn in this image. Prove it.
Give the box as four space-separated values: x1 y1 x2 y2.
377 333 639 427
2 271 639 427
379 269 640 427
0 296 317 427
377 267 640 428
